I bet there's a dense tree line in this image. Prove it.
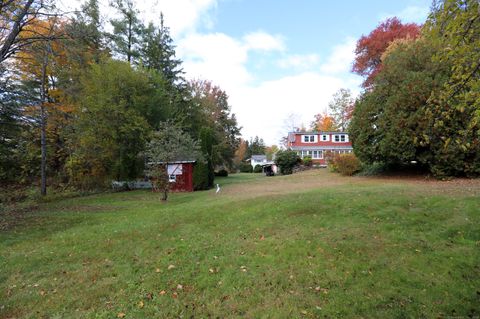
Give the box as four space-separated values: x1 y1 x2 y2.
0 0 241 192
350 0 480 177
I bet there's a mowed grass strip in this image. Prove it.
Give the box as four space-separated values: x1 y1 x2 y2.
1 171 479 318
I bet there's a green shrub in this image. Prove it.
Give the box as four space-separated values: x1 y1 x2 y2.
193 161 210 190
215 169 229 177
239 163 253 173
253 164 263 173
302 156 312 167
275 150 300 175
334 154 361 176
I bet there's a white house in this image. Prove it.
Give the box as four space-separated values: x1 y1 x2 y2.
250 155 267 168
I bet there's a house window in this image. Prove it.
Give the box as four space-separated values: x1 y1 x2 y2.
334 134 347 142
321 135 328 141
300 150 315 158
303 135 315 143
340 135 346 142
169 174 176 182
312 150 323 159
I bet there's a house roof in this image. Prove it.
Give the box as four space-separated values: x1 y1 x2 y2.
251 155 267 161
260 161 276 166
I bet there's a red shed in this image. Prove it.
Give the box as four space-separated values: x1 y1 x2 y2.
166 161 195 192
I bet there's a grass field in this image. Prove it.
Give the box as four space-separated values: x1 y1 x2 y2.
1 170 480 318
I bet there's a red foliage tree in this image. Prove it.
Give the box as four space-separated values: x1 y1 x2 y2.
352 17 421 88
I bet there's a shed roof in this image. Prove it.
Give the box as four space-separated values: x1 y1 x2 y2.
148 160 196 165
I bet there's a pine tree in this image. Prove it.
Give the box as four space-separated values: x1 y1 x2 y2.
109 0 143 64
140 14 183 84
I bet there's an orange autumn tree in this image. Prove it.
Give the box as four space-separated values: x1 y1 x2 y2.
310 113 337 132
16 16 76 190
234 138 248 167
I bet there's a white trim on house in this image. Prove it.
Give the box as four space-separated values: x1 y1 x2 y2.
298 150 324 159
296 148 352 158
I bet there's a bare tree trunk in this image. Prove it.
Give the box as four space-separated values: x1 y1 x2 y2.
40 47 49 196
162 164 169 201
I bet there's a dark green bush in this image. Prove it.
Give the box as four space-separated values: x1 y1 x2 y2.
239 163 253 173
253 164 263 173
275 150 300 175
193 161 210 190
215 169 228 177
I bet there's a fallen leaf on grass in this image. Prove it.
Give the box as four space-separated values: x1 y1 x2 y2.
176 284 183 290
117 312 126 318
39 290 46 296
315 287 329 294
146 292 153 300
260 235 265 240
138 301 144 308
159 290 166 295
155 268 161 273
168 265 175 270
172 292 178 299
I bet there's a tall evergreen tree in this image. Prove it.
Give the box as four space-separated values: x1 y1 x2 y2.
140 14 183 84
246 136 266 158
0 66 24 182
109 0 143 64
66 0 105 66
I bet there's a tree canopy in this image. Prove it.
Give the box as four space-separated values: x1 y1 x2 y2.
0 0 241 194
352 17 421 88
350 1 480 177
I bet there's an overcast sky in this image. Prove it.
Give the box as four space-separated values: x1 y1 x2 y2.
58 0 431 145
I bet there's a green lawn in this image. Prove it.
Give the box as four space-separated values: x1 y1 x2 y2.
1 171 479 318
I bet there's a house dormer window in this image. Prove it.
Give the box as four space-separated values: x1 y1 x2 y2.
334 134 348 142
321 134 329 141
302 135 316 143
